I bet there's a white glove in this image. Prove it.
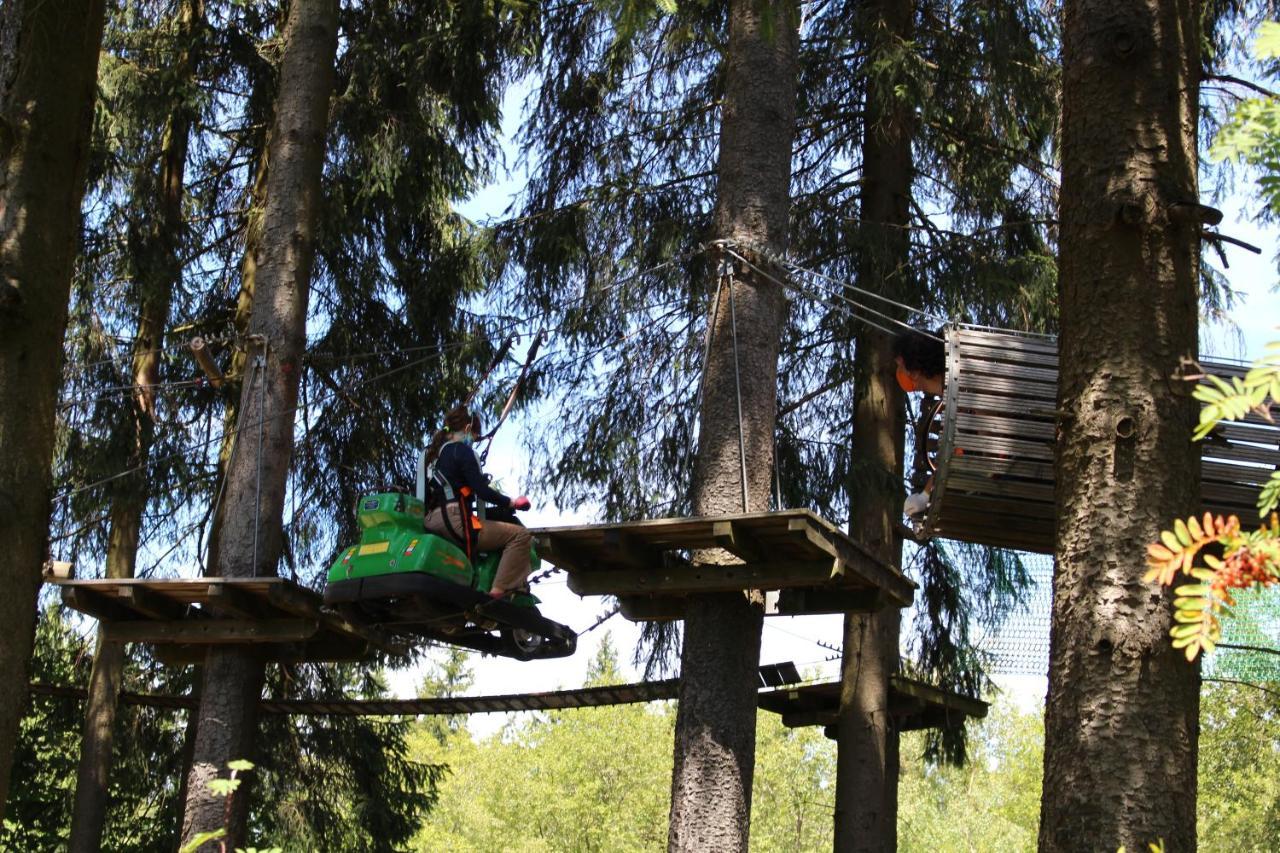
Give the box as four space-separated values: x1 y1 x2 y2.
903 492 929 519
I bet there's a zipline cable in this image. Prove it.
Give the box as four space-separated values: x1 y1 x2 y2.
723 246 935 341
462 335 516 408
722 237 949 326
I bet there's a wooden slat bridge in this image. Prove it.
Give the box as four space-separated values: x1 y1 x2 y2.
31 667 982 736
531 509 915 621
29 662 805 716
757 676 989 737
49 577 405 665
927 325 1280 553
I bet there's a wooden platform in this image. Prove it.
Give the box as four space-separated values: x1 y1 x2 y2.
51 577 405 664
531 510 914 620
757 676 988 737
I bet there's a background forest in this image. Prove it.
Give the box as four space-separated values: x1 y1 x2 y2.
1 0 1279 850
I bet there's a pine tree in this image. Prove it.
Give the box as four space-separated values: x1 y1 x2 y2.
0 0 107 814
69 3 205 847
667 1 799 847
1040 0 1203 848
179 0 339 845
833 0 914 846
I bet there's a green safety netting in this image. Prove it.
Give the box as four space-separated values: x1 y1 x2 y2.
974 551 1280 682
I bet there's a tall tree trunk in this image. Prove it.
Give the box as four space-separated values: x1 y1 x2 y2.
178 0 336 848
1040 2 1201 850
0 0 106 816
68 3 203 848
666 1 798 849
834 2 915 849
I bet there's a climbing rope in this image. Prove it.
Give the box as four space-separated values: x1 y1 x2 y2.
479 331 546 464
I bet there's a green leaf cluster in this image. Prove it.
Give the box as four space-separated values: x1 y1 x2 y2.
1208 22 1280 218
1192 339 1280 518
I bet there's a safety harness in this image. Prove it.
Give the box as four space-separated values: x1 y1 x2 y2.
421 440 486 561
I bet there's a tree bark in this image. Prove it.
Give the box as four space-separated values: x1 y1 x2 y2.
666 1 798 850
68 4 203 849
178 0 337 848
0 0 106 817
833 2 914 849
1040 2 1202 850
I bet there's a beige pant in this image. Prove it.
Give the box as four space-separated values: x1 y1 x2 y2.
425 504 532 593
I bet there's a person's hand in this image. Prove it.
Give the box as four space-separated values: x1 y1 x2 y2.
903 492 929 519
512 495 531 511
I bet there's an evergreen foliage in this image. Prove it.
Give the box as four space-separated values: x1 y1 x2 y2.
4 611 439 851
2 610 189 852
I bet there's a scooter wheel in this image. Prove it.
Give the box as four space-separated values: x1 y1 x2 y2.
501 626 543 661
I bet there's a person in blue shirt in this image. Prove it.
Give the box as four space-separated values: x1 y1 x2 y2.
423 405 533 599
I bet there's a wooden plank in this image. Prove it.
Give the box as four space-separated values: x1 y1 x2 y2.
531 509 823 540
945 471 1054 502
533 533 599 574
1198 420 1280 444
712 520 765 562
61 586 140 623
567 559 840 597
117 585 190 621
955 341 1060 369
955 329 1057 356
956 373 1058 400
203 583 270 619
780 710 838 729
1200 441 1280 466
796 520 915 607
104 618 320 645
618 596 684 622
890 676 989 719
1202 460 1274 487
601 529 670 571
785 517 837 559
535 510 911 606
959 356 1061 385
949 454 1055 482
775 587 883 615
948 432 1055 462
946 390 1060 419
953 410 1056 441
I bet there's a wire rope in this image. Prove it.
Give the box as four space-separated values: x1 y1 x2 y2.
724 246 937 341
716 238 949 325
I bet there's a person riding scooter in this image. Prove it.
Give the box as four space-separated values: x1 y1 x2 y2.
422 405 533 599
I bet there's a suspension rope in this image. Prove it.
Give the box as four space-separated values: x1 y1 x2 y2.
479 331 545 463
722 255 750 512
723 245 938 341
462 335 515 408
720 237 949 326
251 339 268 576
